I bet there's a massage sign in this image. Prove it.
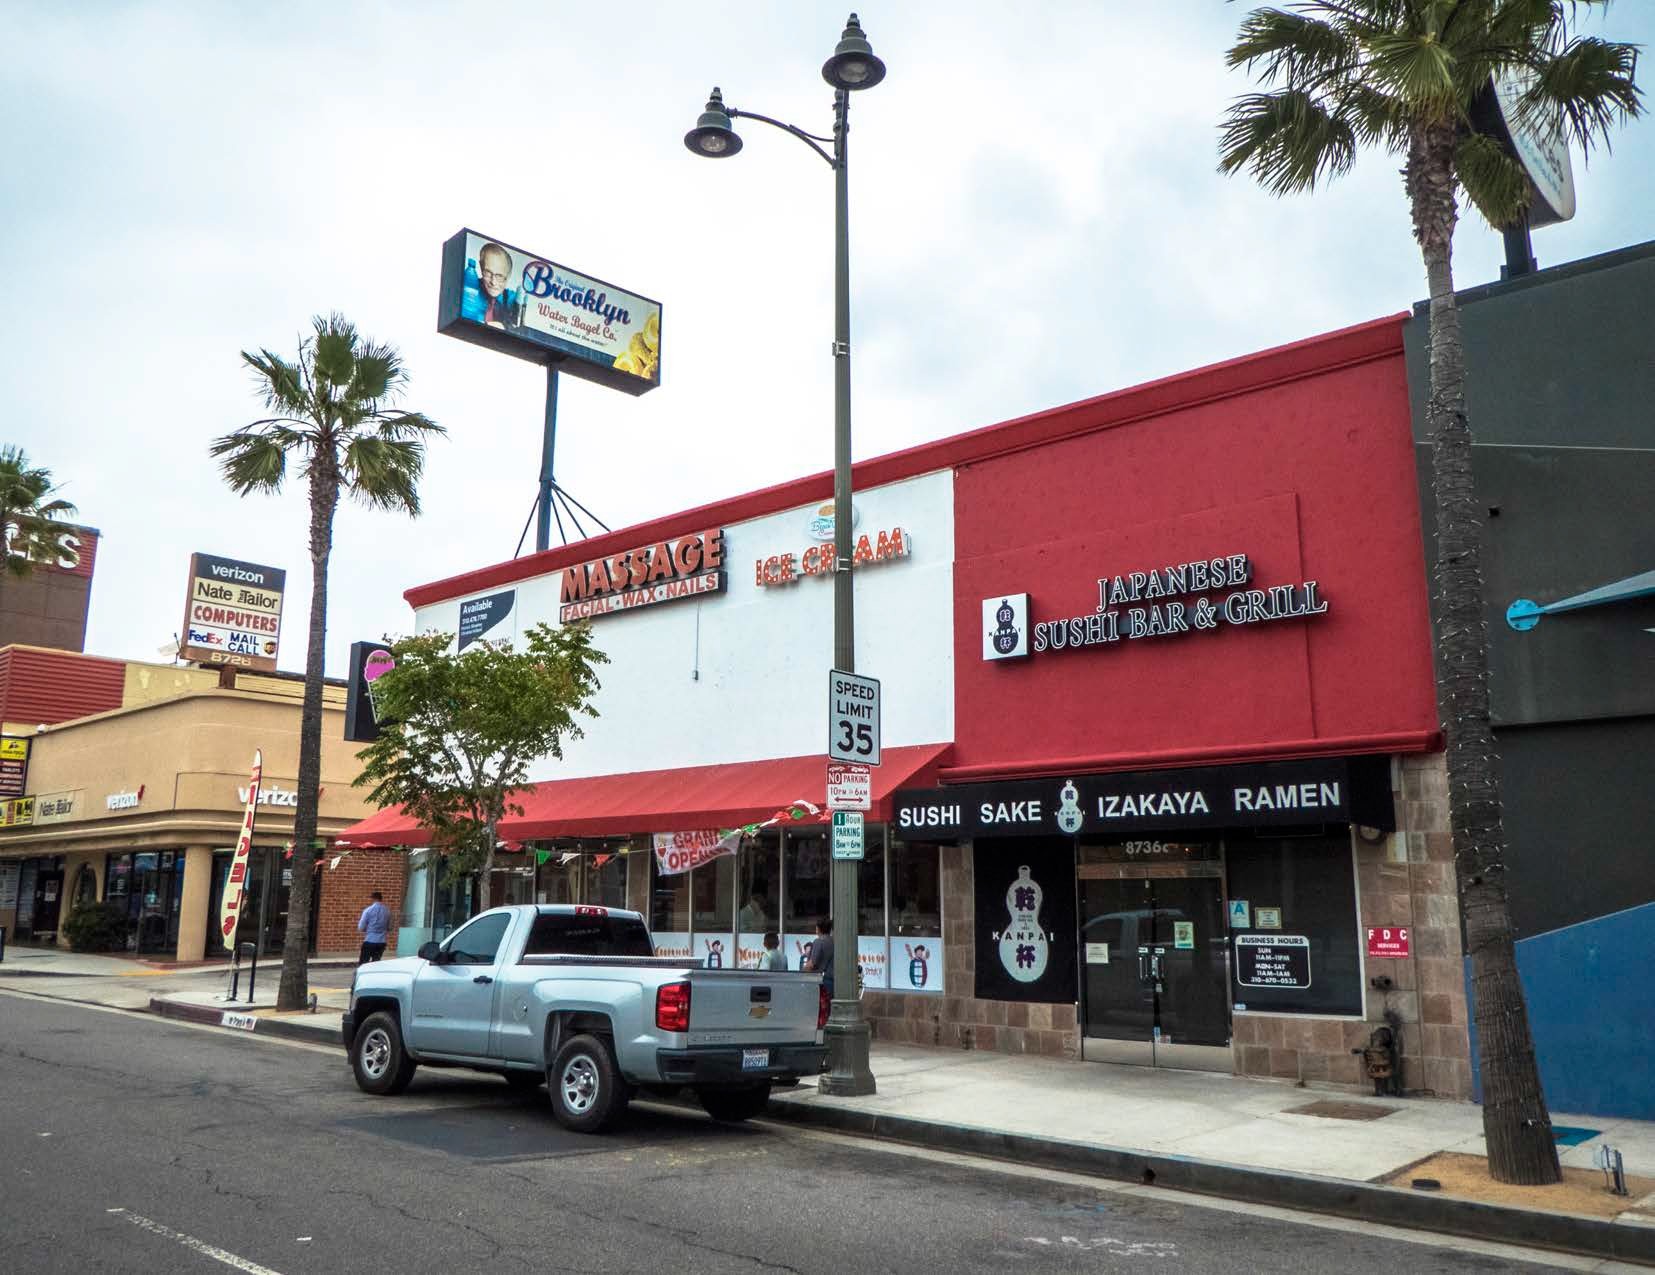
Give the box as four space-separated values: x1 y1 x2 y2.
558 529 725 622
981 552 1327 661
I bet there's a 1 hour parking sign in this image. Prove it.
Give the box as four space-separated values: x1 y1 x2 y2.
828 669 881 766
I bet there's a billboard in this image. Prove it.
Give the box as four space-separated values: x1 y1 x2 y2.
437 229 662 396
181 553 286 672
0 522 99 652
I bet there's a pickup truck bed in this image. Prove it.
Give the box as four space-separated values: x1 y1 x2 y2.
344 904 827 1131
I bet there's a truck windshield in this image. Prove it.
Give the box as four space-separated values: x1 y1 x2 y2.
522 912 653 958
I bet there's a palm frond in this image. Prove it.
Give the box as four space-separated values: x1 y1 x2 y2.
1226 7 1360 85
241 348 310 417
373 410 446 442
350 349 400 404
1527 34 1643 152
1218 90 1358 194
312 315 360 389
1367 31 1460 118
342 435 427 514
211 429 289 495
1455 130 1534 226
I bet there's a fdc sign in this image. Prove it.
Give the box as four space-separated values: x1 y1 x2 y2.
828 669 880 766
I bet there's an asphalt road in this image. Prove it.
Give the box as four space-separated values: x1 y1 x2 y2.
0 991 1578 1274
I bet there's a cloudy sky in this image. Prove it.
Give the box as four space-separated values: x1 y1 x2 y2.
5 1 1652 677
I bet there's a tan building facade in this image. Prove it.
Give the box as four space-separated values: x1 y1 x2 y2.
0 677 392 961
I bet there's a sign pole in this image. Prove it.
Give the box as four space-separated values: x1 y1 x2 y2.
536 366 560 553
821 84 875 1098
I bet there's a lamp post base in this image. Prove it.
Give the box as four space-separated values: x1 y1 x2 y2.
820 1000 877 1095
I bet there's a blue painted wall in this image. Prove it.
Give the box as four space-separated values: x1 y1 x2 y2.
1467 900 1655 1121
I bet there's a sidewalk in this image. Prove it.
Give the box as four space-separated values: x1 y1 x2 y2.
1 954 357 1012
115 991 1655 1264
0 944 359 977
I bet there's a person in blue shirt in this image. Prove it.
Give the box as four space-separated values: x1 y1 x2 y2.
357 890 392 965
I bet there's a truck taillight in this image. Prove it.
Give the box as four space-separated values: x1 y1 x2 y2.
656 981 691 1033
818 983 831 1029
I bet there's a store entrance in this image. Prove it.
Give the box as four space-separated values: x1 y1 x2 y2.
1078 843 1231 1072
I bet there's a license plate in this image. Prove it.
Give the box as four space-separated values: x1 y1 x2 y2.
742 1047 770 1071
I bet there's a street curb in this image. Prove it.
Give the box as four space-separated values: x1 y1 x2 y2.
763 1097 1655 1266
147 996 342 1048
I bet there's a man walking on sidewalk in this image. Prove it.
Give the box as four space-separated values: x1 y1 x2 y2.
357 891 391 965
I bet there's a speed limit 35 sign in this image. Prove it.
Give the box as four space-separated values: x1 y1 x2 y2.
828 669 881 767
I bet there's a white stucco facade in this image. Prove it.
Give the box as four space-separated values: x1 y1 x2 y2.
412 468 956 781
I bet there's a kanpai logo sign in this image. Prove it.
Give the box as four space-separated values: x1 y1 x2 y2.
558 529 725 622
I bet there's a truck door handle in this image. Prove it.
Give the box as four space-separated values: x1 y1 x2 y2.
473 975 493 985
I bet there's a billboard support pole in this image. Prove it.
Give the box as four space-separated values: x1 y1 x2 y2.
535 366 560 553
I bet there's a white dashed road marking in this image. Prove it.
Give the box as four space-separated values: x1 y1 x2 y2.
107 1208 286 1274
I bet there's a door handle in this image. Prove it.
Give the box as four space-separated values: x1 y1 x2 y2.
473 975 493 985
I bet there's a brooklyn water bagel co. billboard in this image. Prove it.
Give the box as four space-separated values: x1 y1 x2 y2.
437 228 662 396
180 552 285 672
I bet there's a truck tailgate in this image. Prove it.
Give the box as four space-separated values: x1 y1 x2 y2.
683 970 821 1044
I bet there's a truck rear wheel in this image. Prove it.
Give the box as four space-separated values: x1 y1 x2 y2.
351 1011 416 1096
550 1034 626 1133
698 1082 772 1123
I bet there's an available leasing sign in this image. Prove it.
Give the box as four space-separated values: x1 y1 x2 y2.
181 553 286 672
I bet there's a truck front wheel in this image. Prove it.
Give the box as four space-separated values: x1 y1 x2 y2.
351 1011 417 1096
698 1082 772 1123
550 1034 626 1132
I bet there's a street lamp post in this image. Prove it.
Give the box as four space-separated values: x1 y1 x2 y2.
686 14 885 1096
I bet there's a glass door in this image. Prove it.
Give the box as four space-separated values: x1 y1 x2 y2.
1078 844 1232 1072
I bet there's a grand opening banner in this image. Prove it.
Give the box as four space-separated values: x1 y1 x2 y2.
437 229 662 396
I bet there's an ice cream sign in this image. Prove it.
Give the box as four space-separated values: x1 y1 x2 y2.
755 522 911 588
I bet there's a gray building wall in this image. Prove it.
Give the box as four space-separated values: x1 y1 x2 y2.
1404 239 1655 939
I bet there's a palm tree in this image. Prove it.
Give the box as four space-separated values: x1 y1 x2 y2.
212 314 444 1011
1 447 78 615
1218 2 1640 1185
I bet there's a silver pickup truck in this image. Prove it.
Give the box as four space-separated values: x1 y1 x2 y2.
342 903 827 1132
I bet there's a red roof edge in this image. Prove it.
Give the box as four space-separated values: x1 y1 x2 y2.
937 730 1442 784
406 313 1408 609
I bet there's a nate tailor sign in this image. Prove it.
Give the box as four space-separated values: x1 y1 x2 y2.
181 552 285 672
437 229 662 397
982 551 1327 662
559 530 725 622
893 756 1394 838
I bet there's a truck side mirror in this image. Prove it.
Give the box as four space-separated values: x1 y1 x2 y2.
418 941 442 963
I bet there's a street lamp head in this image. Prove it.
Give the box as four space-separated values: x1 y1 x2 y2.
822 13 886 91
684 87 743 158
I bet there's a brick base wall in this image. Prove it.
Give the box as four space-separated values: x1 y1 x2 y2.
863 843 1080 1059
316 849 408 956
1230 753 1472 1097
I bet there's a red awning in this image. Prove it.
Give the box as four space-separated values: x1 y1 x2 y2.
336 743 952 849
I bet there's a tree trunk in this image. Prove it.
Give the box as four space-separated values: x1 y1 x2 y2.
276 458 340 1011
1408 123 1559 1185
476 820 498 913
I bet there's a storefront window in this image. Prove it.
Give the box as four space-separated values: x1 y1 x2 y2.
858 825 886 937
735 832 779 936
650 858 691 941
104 851 184 954
585 845 629 909
1225 834 1362 1016
889 838 942 939
783 828 831 934
536 848 581 905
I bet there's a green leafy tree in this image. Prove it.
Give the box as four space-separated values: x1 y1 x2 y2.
353 624 607 912
211 315 444 1010
1 446 77 612
1218 2 1640 1184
